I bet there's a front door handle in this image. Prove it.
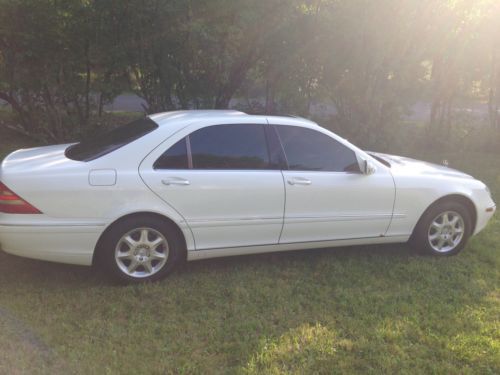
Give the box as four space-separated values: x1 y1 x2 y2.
162 178 190 186
287 177 312 186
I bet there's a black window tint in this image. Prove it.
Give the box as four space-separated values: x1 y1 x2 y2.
276 126 360 172
190 124 270 170
154 138 189 169
65 118 158 162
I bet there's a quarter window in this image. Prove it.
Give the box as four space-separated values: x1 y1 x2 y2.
153 138 189 169
190 124 270 170
276 126 360 172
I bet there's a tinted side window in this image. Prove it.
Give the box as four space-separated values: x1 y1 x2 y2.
154 138 189 169
190 124 270 170
276 126 360 172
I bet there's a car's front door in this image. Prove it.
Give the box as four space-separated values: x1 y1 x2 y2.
139 121 285 250
274 124 395 244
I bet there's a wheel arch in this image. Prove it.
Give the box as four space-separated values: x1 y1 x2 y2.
92 212 188 266
411 194 477 239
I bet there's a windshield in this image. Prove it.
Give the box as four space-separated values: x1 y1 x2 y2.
65 118 158 162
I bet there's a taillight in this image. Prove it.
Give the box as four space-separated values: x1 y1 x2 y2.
0 182 42 214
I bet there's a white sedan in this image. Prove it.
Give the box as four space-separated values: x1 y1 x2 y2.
0 110 496 283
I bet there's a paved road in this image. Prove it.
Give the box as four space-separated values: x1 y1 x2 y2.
104 94 148 112
2 94 491 121
106 95 490 121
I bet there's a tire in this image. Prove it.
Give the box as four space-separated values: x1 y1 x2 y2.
411 201 472 256
97 215 184 283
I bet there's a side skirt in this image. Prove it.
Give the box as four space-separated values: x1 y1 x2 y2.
187 235 410 261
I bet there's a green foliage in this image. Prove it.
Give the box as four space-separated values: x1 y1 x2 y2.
0 0 129 141
125 0 308 111
1 0 500 145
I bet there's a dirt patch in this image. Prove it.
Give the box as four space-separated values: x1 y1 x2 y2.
0 307 68 374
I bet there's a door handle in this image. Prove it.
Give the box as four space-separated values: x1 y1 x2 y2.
162 178 190 186
287 177 312 186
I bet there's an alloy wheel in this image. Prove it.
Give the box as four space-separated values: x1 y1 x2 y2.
427 211 465 253
114 227 169 278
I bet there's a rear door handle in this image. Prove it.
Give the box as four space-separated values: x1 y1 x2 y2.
287 177 312 186
162 178 190 186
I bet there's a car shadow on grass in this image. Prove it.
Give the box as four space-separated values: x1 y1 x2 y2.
0 243 413 287
0 251 105 286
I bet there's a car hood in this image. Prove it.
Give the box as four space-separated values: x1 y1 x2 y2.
370 152 474 180
1 144 77 173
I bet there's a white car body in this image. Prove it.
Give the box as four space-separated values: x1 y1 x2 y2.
0 110 496 266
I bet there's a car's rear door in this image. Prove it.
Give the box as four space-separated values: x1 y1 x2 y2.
273 124 395 244
139 119 285 250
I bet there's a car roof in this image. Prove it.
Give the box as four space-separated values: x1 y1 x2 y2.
148 110 320 130
149 110 246 124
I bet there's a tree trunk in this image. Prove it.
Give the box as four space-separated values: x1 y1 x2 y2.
98 92 104 117
213 39 260 109
265 79 275 114
214 93 232 109
0 92 32 131
0 92 24 118
488 51 497 128
430 99 441 132
85 41 91 121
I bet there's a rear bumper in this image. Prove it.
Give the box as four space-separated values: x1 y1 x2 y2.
0 224 103 266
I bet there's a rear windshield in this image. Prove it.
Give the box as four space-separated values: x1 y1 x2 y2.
65 118 158 162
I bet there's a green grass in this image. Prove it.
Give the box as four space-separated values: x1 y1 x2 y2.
0 127 499 374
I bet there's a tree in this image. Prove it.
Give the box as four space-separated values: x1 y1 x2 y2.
0 0 128 141
126 0 307 111
1 0 499 146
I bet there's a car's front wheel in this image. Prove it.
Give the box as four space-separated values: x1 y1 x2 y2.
98 216 183 283
412 201 472 256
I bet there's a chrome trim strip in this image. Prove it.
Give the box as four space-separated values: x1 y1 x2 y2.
189 216 282 223
188 217 282 228
285 213 405 223
187 213 406 228
194 234 409 251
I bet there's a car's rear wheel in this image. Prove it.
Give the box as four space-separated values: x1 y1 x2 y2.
98 216 183 283
412 201 472 256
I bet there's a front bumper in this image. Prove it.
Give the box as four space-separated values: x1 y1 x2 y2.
474 205 496 235
0 223 103 266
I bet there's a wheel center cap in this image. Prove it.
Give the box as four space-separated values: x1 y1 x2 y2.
134 245 150 261
442 226 453 237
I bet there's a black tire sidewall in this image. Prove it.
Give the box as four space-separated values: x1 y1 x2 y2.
412 201 472 256
99 216 183 283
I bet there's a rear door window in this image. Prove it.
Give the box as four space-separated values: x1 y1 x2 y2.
189 124 271 170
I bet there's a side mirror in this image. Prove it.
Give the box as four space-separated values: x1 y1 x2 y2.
362 159 376 175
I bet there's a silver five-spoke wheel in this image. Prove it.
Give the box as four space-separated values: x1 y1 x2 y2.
427 211 465 253
115 227 169 278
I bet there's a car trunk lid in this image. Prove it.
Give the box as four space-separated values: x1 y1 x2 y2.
1 144 77 173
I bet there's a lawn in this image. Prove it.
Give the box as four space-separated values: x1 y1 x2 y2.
0 127 498 374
